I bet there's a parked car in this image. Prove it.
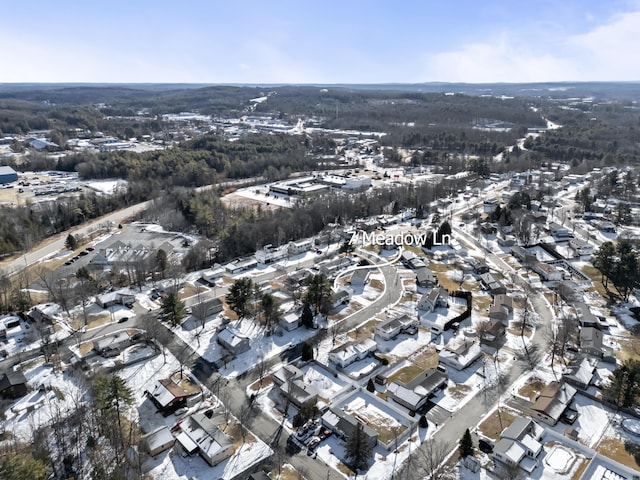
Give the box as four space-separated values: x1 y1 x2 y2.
478 438 493 454
318 429 332 441
174 407 188 416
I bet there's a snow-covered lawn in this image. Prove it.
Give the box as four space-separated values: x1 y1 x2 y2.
2 361 85 442
301 363 350 402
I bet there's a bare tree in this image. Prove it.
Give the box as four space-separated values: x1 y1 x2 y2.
256 355 268 390
515 343 543 371
140 314 172 363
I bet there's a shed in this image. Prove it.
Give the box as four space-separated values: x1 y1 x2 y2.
144 426 175 456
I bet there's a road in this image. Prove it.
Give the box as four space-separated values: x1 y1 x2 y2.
395 226 555 479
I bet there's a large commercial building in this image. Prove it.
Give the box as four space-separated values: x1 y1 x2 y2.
0 166 18 184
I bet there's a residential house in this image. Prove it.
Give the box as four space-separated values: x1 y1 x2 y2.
575 302 598 328
217 328 250 355
350 269 371 287
386 367 448 413
549 222 572 240
95 331 131 357
479 273 507 295
96 291 136 309
330 289 351 310
489 294 513 322
511 246 537 268
225 258 257 274
493 417 544 474
276 370 318 410
408 256 428 270
473 261 490 275
329 338 377 369
176 412 234 466
273 364 303 387
417 287 448 312
200 267 225 286
530 381 577 426
532 262 562 282
480 320 506 346
558 282 582 304
288 239 313 256
0 371 28 399
319 257 352 278
438 339 482 371
255 244 288 264
401 251 418 268
279 311 301 331
415 266 437 288
190 298 223 319
579 327 611 358
28 304 61 324
144 426 175 456
375 314 418 341
321 407 378 448
569 237 594 257
562 356 596 390
147 377 201 414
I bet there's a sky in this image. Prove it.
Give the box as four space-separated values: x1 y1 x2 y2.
2 0 640 84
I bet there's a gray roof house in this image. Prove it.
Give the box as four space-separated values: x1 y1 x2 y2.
493 417 544 474
375 314 418 341
386 367 448 413
217 328 250 355
321 407 378 448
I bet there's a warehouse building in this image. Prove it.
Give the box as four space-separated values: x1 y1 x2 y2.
0 166 18 184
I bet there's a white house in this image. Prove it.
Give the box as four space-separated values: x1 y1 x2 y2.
438 339 482 371
176 412 234 466
532 262 563 282
255 244 288 264
493 417 544 473
288 239 313 256
375 314 417 341
329 338 377 368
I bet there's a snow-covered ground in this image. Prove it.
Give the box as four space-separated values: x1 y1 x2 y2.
118 348 273 480
84 179 128 194
2 361 86 442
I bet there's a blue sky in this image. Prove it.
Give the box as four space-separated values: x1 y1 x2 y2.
2 0 640 83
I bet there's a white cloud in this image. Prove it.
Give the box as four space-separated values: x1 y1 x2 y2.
420 8 640 82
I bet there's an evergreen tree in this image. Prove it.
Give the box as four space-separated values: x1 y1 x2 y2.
0 453 47 480
304 273 332 314
366 378 375 392
65 233 78 250
459 428 474 458
161 292 186 327
605 358 640 408
345 423 373 472
225 277 253 319
155 248 168 278
419 414 428 428
301 301 314 329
